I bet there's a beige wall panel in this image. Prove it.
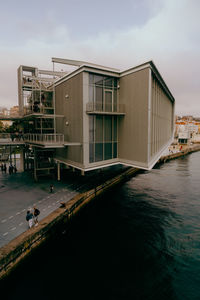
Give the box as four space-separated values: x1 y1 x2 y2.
118 68 149 165
150 76 174 161
55 73 83 164
55 146 83 165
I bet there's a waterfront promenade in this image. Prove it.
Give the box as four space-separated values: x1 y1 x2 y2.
1 143 200 249
0 165 128 248
1 144 200 280
0 172 79 248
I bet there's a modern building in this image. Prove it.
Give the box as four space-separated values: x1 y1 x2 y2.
17 58 175 180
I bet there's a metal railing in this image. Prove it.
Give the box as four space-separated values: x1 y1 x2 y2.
0 133 24 142
23 105 54 115
86 102 125 114
24 133 64 144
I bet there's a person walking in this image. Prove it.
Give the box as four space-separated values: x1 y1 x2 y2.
33 206 40 226
3 163 7 173
14 165 17 173
26 210 34 228
50 184 54 193
9 165 12 175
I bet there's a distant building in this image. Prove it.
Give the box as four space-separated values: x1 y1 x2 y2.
18 58 175 179
10 105 19 116
0 107 10 116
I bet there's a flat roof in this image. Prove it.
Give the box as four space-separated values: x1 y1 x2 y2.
53 58 175 102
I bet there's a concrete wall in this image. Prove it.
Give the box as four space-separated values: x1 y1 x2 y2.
55 73 83 165
118 68 149 168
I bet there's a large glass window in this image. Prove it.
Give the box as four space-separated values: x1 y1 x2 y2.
89 74 118 112
89 115 117 163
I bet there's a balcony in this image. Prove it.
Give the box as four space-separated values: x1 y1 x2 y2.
0 133 25 145
23 105 54 117
86 102 125 115
24 134 65 148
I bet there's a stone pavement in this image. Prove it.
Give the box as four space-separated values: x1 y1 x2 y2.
0 171 82 248
0 164 129 248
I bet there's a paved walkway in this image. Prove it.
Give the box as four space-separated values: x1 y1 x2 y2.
0 171 82 248
0 164 128 248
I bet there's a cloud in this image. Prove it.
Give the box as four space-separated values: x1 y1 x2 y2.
0 0 199 116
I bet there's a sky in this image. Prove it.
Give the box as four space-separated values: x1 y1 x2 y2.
0 0 200 116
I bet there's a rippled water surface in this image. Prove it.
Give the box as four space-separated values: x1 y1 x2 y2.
2 152 200 300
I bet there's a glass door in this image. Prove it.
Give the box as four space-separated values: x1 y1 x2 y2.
104 89 113 112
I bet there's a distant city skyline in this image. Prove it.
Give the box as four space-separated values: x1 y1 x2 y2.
0 0 200 116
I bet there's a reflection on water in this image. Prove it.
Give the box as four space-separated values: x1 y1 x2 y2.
1 152 200 300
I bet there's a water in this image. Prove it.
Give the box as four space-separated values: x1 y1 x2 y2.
1 151 200 300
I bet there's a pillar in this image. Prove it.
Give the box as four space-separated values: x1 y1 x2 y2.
9 145 12 165
57 162 60 181
34 148 37 181
81 170 85 176
19 148 25 171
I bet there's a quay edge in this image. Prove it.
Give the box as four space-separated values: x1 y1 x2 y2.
0 167 139 280
157 144 200 164
1 143 200 280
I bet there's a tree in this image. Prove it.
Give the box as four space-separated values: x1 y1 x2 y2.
0 121 4 132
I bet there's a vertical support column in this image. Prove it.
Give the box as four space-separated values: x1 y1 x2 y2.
57 161 60 181
20 147 25 172
81 170 85 176
14 152 16 167
82 72 90 167
53 84 56 135
9 145 12 165
34 147 37 181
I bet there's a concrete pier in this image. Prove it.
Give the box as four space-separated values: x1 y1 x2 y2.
0 167 139 280
1 143 200 280
158 144 200 164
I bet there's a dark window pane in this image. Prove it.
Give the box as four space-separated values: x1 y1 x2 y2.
104 116 112 142
94 75 103 85
89 85 94 102
89 74 94 84
104 78 113 88
95 142 103 161
104 142 112 160
95 116 103 142
89 143 94 163
104 90 112 112
113 116 117 141
95 86 103 107
113 142 117 158
89 116 94 143
113 89 117 111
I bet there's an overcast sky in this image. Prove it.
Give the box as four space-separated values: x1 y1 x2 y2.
0 0 199 116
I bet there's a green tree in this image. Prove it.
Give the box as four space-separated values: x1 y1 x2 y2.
0 121 4 132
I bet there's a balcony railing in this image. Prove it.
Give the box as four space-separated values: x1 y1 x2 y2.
86 102 125 115
0 133 24 143
23 105 54 116
24 134 64 145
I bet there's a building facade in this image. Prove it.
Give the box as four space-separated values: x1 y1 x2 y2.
18 58 175 179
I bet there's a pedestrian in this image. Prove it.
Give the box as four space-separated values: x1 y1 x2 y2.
26 210 34 228
14 165 17 173
3 163 7 173
9 165 12 175
33 206 40 226
50 184 54 193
